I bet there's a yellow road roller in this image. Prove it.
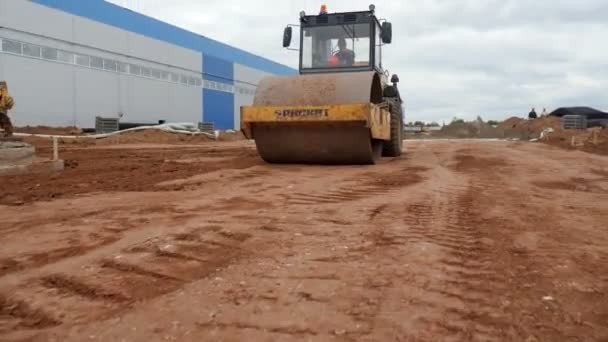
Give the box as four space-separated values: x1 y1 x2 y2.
241 5 403 164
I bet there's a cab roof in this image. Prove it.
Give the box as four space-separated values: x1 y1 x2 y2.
300 10 380 27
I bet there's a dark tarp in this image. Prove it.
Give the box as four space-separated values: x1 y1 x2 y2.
549 107 608 119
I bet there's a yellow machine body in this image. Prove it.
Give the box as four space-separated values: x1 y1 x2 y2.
240 71 392 164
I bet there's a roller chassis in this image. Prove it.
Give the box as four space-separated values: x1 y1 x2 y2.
240 6 402 164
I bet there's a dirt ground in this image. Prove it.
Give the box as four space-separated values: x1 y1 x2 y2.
1 139 607 341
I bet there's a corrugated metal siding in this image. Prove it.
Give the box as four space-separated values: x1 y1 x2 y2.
30 0 296 76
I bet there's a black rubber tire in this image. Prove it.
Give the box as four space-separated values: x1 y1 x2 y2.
382 98 403 157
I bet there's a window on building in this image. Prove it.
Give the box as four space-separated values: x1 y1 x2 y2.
161 71 170 80
41 47 58 61
129 64 141 75
118 62 128 73
171 73 179 83
57 50 74 64
1 39 22 54
180 75 188 85
141 67 151 77
103 59 118 72
188 77 196 86
151 69 161 79
75 54 90 67
195 78 202 87
23 43 41 58
90 56 103 69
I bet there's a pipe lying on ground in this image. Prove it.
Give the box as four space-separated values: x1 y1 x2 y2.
13 123 219 140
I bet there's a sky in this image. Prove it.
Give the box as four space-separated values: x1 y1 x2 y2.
107 0 608 124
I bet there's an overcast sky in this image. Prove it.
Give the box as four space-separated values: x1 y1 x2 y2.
107 0 608 124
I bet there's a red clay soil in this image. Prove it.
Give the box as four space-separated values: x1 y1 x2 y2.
217 130 247 142
543 127 608 155
499 116 563 138
94 129 215 145
0 140 607 341
0 141 261 206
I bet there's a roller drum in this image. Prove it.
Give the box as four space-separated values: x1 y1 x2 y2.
248 71 385 164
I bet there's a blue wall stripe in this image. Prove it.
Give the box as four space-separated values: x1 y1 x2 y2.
203 89 234 129
31 0 296 76
203 55 234 85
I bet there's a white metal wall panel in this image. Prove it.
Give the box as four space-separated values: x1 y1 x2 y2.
167 84 202 124
72 16 201 72
0 53 76 127
232 63 272 130
74 68 122 128
122 77 201 126
234 63 273 85
72 16 129 60
0 0 201 72
0 2 204 128
126 31 202 73
0 0 75 44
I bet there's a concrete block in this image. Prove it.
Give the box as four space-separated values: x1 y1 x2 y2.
0 141 36 162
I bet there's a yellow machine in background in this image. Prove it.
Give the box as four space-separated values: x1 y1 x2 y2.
241 5 403 164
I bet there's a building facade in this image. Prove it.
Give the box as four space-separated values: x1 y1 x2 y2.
0 0 295 129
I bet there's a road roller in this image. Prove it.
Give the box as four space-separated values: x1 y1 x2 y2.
241 5 403 164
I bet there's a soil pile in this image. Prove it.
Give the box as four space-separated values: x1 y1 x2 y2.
0 142 261 205
543 127 608 156
217 130 247 142
95 130 214 145
430 120 504 139
499 116 562 139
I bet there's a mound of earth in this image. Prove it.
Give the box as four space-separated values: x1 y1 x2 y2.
543 127 608 156
499 116 563 139
95 129 214 145
217 130 247 142
430 120 504 139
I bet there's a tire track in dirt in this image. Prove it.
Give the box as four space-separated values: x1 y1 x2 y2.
39 274 130 303
0 295 60 334
406 169 510 340
410 154 514 339
287 167 427 205
357 150 513 341
416 186 512 340
0 236 119 278
0 225 256 337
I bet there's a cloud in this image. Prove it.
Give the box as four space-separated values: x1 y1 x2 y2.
107 0 608 123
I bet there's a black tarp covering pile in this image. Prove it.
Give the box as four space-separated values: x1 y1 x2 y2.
549 107 608 119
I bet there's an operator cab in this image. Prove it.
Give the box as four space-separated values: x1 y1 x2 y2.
283 5 392 75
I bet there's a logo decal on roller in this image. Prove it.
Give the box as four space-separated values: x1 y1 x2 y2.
275 108 329 117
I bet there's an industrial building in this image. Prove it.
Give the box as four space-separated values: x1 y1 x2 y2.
0 0 295 130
